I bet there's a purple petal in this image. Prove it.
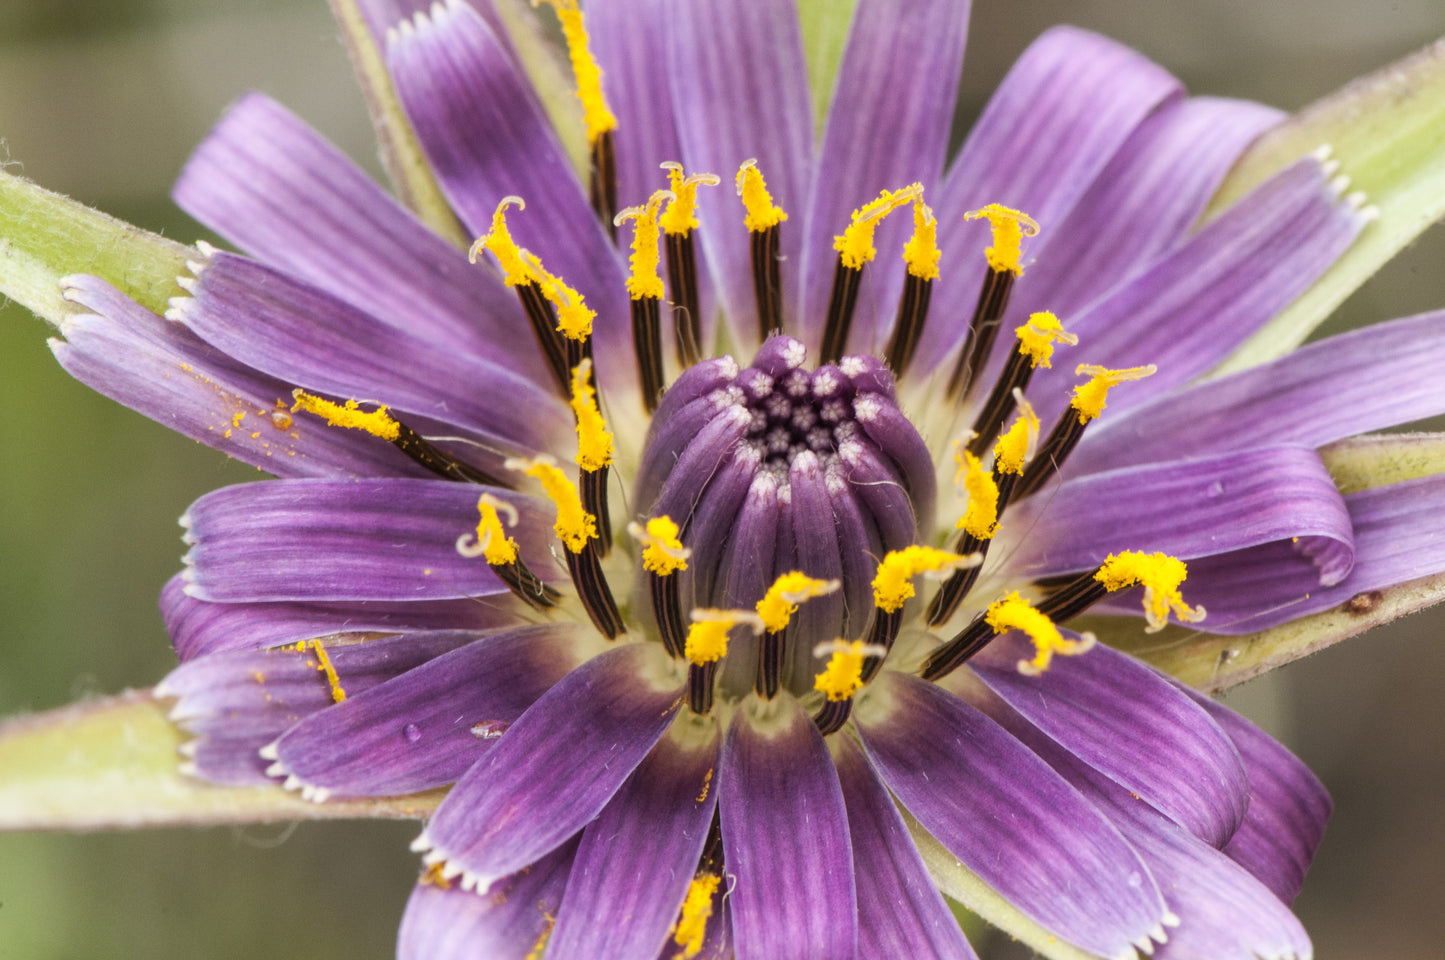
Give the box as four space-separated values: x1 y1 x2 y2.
916 27 1181 368
170 252 568 456
397 839 576 960
837 436 916 552
716 470 783 694
834 736 976 960
180 478 558 603
1071 310 1445 475
1004 96 1283 331
547 722 720 960
588 0 719 354
666 0 814 346
856 670 1168 958
1028 157 1367 421
160 574 518 661
157 631 473 785
680 441 767 610
651 404 753 526
636 387 744 518
987 699 1313 960
1008 445 1354 587
385 1 635 395
1164 470 1445 632
268 624 589 798
53 276 424 480
719 695 855 960
796 0 970 349
1188 690 1331 903
970 637 1247 847
416 643 681 891
173 93 551 387
785 451 846 682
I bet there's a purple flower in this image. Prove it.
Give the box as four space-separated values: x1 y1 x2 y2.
43 1 1445 958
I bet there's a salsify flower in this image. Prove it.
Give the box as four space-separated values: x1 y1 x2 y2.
20 0 1445 958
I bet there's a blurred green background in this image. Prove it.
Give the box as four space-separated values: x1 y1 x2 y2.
2 1 1443 957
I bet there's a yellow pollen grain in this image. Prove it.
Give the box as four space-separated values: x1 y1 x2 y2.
536 0 616 143
902 200 941 280
814 640 868 701
524 910 557 960
291 389 400 442
964 203 1039 275
419 862 452 890
617 190 672 300
1095 551 1206 632
1014 311 1077 369
695 767 714 803
993 398 1040 476
310 640 347 703
833 183 923 270
531 258 595 341
659 162 720 236
568 359 613 470
985 592 1094 675
755 571 840 633
683 617 734 665
635 515 690 576
736 159 788 232
672 874 721 958
470 196 540 286
1071 363 1157 424
872 545 974 613
508 457 596 554
459 493 519 566
956 449 1000 539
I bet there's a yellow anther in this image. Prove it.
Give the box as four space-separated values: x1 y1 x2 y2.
813 640 869 702
470 197 541 287
684 609 763 665
531 260 594 341
736 159 788 232
672 874 721 958
457 494 519 566
568 359 613 470
310 640 347 703
956 449 1000 539
420 862 452 890
291 389 400 442
629 515 690 576
616 190 672 300
985 592 1095 675
1095 551 1207 632
964 204 1039 275
1015 311 1077 369
506 456 597 553
902 200 941 280
755 571 841 634
871 546 978 613
993 394 1040 476
535 0 616 143
659 162 720 236
1070 364 1158 424
833 183 923 270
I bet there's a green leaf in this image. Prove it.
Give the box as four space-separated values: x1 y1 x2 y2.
1211 36 1445 375
327 0 470 248
0 690 441 831
0 170 192 326
906 810 1102 960
797 0 858 132
1320 431 1445 494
